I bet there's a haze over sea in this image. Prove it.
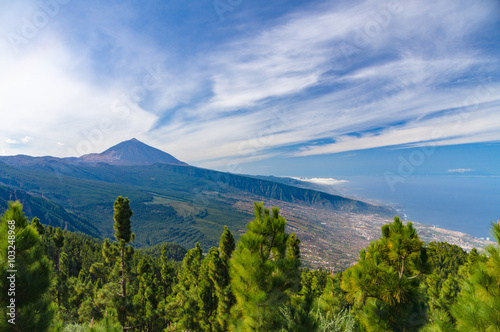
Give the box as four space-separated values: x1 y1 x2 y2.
241 143 500 241
335 175 499 239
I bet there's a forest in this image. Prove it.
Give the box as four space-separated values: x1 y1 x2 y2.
0 197 499 331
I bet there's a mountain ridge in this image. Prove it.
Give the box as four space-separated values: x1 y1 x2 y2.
2 139 486 269
0 138 187 167
79 138 188 166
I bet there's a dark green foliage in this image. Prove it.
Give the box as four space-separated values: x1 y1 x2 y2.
1 198 497 331
0 184 100 237
230 202 302 331
341 216 429 331
457 247 487 279
177 242 203 289
427 241 467 280
113 196 134 244
317 272 350 316
422 309 456 332
219 225 235 261
132 257 159 330
57 251 70 306
0 201 54 331
198 247 220 331
280 270 357 332
451 222 500 331
168 242 204 330
213 226 236 331
112 195 135 302
158 245 177 329
426 273 441 315
279 269 318 332
54 227 65 250
137 242 187 261
439 275 459 313
31 216 44 236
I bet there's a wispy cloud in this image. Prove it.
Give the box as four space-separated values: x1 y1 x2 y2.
291 177 348 186
155 0 500 166
448 168 473 174
4 136 32 145
0 0 498 166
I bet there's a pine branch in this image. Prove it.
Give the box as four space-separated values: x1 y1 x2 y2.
407 272 422 280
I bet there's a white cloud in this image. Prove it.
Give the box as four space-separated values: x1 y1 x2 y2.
0 0 498 165
4 136 32 145
153 0 499 165
0 1 160 157
291 177 348 186
294 97 500 156
448 169 473 174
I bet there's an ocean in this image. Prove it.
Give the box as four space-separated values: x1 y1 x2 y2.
334 175 500 239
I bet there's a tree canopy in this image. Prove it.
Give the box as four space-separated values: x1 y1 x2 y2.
0 199 496 332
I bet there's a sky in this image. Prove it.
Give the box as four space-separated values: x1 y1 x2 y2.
1 0 500 179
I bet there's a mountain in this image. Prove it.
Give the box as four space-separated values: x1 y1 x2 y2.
0 138 187 167
79 138 187 166
0 139 489 269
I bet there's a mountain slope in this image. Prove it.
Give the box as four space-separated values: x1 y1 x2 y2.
0 139 491 268
79 138 188 165
0 139 397 268
0 184 100 237
0 166 391 258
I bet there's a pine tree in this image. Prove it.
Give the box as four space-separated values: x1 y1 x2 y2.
71 269 93 322
87 197 135 328
133 257 159 330
451 221 500 331
198 247 220 331
54 227 66 306
341 216 429 331
169 242 203 331
427 242 467 280
177 242 203 289
0 201 55 331
57 251 70 307
425 241 468 325
31 216 45 236
54 227 65 251
317 272 349 317
438 275 459 314
457 248 486 279
159 245 176 329
278 268 319 332
426 273 441 314
311 269 329 297
230 202 302 331
219 225 235 261
85 236 120 323
424 273 460 331
422 308 455 332
213 226 235 331
113 196 135 298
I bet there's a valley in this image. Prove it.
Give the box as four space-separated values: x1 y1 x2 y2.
0 139 491 269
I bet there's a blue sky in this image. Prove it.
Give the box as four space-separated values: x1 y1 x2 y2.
1 0 499 179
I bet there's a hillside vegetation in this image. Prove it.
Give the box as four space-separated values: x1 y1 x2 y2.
0 158 393 268
1 199 499 331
